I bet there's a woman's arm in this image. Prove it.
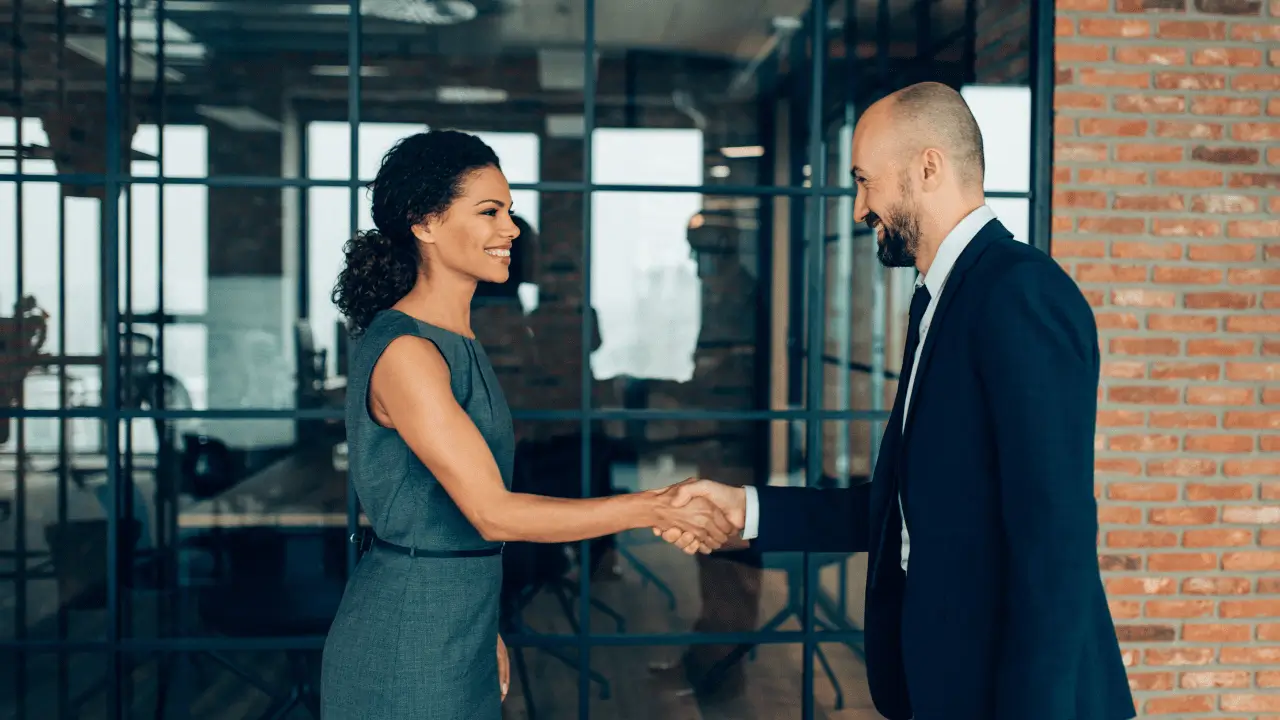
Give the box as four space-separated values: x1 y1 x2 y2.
370 335 734 547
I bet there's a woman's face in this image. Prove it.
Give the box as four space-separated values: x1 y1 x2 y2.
414 165 520 285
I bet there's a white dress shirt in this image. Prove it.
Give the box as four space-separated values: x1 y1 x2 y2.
741 205 997 575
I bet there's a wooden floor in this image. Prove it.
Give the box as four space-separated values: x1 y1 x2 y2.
4 537 882 720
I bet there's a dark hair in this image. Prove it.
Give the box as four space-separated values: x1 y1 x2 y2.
332 129 501 335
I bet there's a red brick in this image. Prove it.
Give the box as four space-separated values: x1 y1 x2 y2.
1080 68 1154 88
1266 483 1280 501
1110 482 1181 501
1225 459 1280 476
1223 552 1280 571
1156 20 1226 39
1223 506 1280 524
1118 143 1184 162
1185 434 1255 452
1149 507 1218 525
1081 18 1153 37
1155 119 1224 139
1110 434 1180 452
1150 410 1219 428
1220 646 1280 662
1228 219 1280 238
1114 194 1186 213
1147 599 1215 617
1183 623 1251 642
1192 47 1264 66
1183 528 1255 546
1179 670 1250 688
1235 74 1280 91
1097 314 1142 331
1221 600 1280 619
1190 194 1260 213
1079 168 1149 185
1130 672 1175 691
1235 122 1280 142
1108 577 1179 595
1150 362 1220 380
1056 92 1107 110
1148 458 1218 476
1191 145 1261 164
1227 362 1280 381
1186 483 1253 500
1148 314 1217 332
1225 411 1280 429
1228 172 1280 189
1156 169 1224 187
1148 553 1218 572
1145 647 1216 664
1227 314 1280 333
1155 71 1226 90
1144 695 1214 714
1111 385 1183 403
1116 0 1187 10
1097 458 1145 475
1188 243 1258 262
1192 0 1261 14
1187 339 1257 356
1115 94 1187 114
1108 530 1179 547
1184 291 1256 309
1228 268 1280 284
1221 694 1280 712
1111 601 1145 621
1055 142 1109 162
1100 505 1145 524
1098 410 1147 427
1116 46 1187 66
1230 23 1280 42
1182 577 1251 595
1100 554 1143 571
1152 266 1223 284
1191 96 1262 116
1058 43 1112 63
1112 288 1176 307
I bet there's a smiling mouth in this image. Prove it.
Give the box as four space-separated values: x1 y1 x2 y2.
485 248 511 257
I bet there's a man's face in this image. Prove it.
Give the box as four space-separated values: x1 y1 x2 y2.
851 115 922 269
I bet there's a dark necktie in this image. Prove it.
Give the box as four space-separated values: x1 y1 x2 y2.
893 283 933 421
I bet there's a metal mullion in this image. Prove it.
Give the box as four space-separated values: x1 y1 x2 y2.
1028 0 1053 254
103 0 124 715
802 3 827 718
579 0 596 715
5 407 896 422
344 0 362 576
10 0 28 713
54 1 70 712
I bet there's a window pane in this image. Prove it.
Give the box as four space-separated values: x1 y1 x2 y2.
986 197 1030 245
962 85 1031 195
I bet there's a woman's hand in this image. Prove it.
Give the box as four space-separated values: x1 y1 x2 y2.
650 493 736 555
497 634 510 702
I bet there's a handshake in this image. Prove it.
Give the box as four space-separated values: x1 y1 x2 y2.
646 478 748 555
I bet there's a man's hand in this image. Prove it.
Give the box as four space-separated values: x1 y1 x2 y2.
497 634 509 702
652 478 747 552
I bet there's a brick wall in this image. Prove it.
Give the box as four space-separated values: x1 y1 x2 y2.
1051 0 1280 716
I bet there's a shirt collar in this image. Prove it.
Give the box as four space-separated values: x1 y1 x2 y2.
917 204 997 296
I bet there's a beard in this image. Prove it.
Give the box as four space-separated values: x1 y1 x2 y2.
869 198 922 269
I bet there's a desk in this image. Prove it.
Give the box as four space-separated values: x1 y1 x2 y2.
178 444 362 530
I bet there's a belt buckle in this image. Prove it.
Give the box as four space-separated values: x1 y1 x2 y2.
350 529 374 555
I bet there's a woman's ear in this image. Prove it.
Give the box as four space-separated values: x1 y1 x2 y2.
411 221 434 245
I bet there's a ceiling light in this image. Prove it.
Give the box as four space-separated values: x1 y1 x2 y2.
362 0 478 25
710 165 731 179
720 145 764 159
310 65 390 77
436 86 508 104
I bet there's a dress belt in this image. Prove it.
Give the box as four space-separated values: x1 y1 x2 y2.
350 531 503 559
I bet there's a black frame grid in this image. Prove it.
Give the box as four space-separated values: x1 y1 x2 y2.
1 0 1054 717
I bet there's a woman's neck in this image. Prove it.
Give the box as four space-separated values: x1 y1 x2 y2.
395 272 477 339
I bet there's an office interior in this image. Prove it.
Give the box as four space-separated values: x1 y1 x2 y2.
0 0 1047 717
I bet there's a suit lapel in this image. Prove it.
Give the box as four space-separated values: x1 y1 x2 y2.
900 219 1007 444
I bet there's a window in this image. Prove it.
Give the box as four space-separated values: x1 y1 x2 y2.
962 84 1031 244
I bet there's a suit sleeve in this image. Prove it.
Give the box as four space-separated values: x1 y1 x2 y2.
752 483 872 553
978 260 1101 720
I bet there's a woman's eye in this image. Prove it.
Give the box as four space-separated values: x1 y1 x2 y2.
482 209 498 216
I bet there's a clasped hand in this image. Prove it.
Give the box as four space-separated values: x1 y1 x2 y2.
648 478 747 555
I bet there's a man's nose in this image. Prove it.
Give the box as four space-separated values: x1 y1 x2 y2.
853 193 868 224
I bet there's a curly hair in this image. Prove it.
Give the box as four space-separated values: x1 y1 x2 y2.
332 129 501 335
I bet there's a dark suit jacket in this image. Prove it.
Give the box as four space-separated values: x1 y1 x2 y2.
755 220 1135 720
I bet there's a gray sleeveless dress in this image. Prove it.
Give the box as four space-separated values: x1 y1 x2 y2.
320 308 514 719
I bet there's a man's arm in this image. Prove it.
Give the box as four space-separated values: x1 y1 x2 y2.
979 260 1100 719
666 481 872 554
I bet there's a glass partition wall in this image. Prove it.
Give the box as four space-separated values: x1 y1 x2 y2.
0 0 1051 716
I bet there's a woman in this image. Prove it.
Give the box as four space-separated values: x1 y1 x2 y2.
319 129 734 719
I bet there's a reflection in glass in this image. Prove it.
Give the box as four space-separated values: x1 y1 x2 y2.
591 194 790 411
0 651 112 720
0 420 109 643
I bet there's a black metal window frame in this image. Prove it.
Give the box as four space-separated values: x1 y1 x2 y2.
1 0 1055 717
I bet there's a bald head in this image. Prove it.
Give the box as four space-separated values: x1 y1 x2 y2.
879 82 986 192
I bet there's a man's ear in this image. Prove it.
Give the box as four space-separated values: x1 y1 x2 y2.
920 147 945 191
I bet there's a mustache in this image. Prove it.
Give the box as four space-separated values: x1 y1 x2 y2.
865 212 882 232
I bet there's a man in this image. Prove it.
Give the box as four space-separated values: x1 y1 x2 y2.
659 82 1135 720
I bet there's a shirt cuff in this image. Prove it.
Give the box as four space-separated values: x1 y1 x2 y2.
741 485 760 540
